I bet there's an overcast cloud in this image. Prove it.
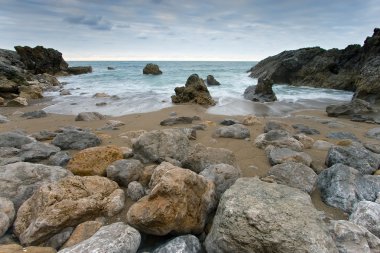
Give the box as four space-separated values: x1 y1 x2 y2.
0 0 378 60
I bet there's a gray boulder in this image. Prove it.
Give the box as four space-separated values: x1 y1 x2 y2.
106 159 144 187
0 197 15 237
214 124 250 139
204 177 337 253
19 142 60 162
132 129 191 164
326 99 374 117
267 162 317 194
0 131 35 148
366 127 380 140
326 143 380 174
48 151 71 166
0 147 21 165
350 201 380 238
200 163 241 200
127 181 145 201
327 132 358 141
0 162 71 210
329 220 380 253
364 142 380 154
292 123 320 135
263 120 292 133
153 235 202 253
266 147 312 166
243 78 277 102
52 129 101 150
58 222 141 253
75 112 105 121
31 130 57 141
255 130 304 151
21 110 47 119
318 164 380 213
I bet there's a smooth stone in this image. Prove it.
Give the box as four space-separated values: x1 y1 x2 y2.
152 234 202 253
106 159 144 187
127 181 145 201
214 124 250 139
266 147 312 166
0 131 35 148
48 151 71 166
52 129 101 150
19 142 60 162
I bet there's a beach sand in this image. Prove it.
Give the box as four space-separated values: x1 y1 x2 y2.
2 99 377 221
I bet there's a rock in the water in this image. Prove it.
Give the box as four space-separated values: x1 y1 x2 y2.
171 74 215 106
326 99 374 117
66 66 92 75
143 63 162 75
160 116 194 126
214 124 250 139
61 220 103 249
52 129 101 150
127 181 145 201
204 177 337 253
6 97 28 107
329 220 380 253
19 142 60 162
0 131 35 148
181 144 237 173
152 235 202 253
366 127 380 140
326 142 380 175
292 123 320 135
75 112 105 121
255 130 304 151
21 110 47 119
132 128 191 164
127 162 215 236
267 162 317 194
206 75 220 86
60 89 71 96
0 162 71 210
58 222 140 253
199 163 241 200
0 197 15 237
327 131 358 141
48 151 71 166
317 163 380 213
14 176 125 245
106 159 144 187
350 201 380 238
266 147 312 166
243 77 277 102
67 145 123 176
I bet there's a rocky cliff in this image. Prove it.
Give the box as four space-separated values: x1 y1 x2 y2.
249 28 380 103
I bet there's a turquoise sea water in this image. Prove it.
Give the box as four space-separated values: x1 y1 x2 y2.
44 61 353 116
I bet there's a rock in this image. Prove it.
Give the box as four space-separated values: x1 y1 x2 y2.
51 129 101 150
42 227 73 250
152 235 202 253
0 131 35 148
206 75 220 86
0 162 71 210
48 151 71 167
317 163 380 213
66 66 92 75
263 120 292 133
293 133 314 149
171 74 215 106
160 116 194 126
19 142 60 162
0 76 20 94
127 162 216 236
58 222 140 253
0 114 9 123
313 140 333 150
119 130 147 147
143 63 162 75
31 130 57 141
326 142 380 175
292 123 320 135
35 73 61 88
204 177 337 253
14 176 125 245
214 124 250 139
21 110 47 119
0 147 20 158
366 127 380 140
0 197 15 237
106 159 144 187
255 130 304 151
219 119 240 126
350 201 380 238
199 163 241 200
107 67 115 70
327 131 358 141
242 115 260 126
75 112 105 121
267 162 317 193
61 220 103 249
59 89 71 96
266 147 312 166
329 220 380 253
132 128 191 164
19 85 43 99
326 99 374 117
127 181 145 201
181 144 237 173
243 77 277 102
67 145 123 176
6 97 28 106
0 244 57 253
364 142 380 154
93 92 110 98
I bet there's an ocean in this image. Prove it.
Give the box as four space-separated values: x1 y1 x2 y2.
44 61 353 117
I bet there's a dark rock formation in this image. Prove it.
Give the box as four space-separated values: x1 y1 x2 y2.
248 28 380 103
171 74 216 106
143 63 162 75
243 78 277 102
67 66 92 75
206 75 221 86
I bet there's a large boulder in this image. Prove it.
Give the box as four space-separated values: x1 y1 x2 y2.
14 176 125 245
317 163 380 213
143 63 162 75
0 49 26 88
0 131 35 148
58 222 140 253
19 142 60 162
67 145 124 176
127 162 216 236
206 75 220 86
243 77 277 102
326 99 374 117
204 177 337 253
66 66 92 75
0 162 71 210
132 128 191 164
152 235 202 253
51 129 101 150
0 197 15 237
349 201 380 238
171 74 216 106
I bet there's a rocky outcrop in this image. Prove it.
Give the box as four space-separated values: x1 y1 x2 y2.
206 75 220 86
171 74 216 106
143 63 162 75
66 66 92 75
248 28 380 103
243 78 277 102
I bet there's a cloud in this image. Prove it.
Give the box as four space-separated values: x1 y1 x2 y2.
63 15 112 31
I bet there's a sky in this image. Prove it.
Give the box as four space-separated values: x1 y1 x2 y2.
0 0 379 61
